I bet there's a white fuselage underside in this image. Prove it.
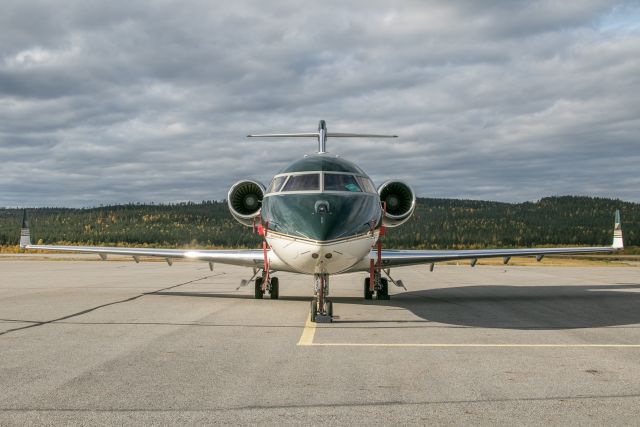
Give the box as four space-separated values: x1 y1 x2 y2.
266 231 378 275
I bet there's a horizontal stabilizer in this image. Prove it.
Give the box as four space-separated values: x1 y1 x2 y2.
327 133 397 138
246 133 318 138
247 120 397 153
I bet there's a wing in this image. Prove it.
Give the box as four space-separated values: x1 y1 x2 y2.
23 244 264 268
349 210 624 271
18 211 265 269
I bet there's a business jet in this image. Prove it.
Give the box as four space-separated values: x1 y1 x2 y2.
20 120 624 322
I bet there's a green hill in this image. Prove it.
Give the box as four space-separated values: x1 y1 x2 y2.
1 196 638 251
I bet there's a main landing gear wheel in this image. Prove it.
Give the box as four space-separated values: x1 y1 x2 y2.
254 277 264 299
310 298 318 322
378 278 390 300
270 277 279 300
364 277 390 300
364 278 373 300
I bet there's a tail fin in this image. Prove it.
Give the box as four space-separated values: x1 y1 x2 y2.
19 210 31 249
612 209 624 249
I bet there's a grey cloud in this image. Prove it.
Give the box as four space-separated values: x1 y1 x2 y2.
1 1 639 207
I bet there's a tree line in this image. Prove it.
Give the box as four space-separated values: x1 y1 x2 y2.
0 196 637 250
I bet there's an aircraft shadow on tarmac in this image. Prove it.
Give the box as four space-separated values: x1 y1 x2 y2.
157 283 640 330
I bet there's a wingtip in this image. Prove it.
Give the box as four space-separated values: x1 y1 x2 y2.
19 210 31 249
612 209 624 250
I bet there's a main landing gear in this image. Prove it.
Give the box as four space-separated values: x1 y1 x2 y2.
366 237 391 300
310 273 333 323
254 274 279 299
254 232 279 299
364 275 390 300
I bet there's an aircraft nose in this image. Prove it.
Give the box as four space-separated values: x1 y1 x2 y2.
262 193 381 242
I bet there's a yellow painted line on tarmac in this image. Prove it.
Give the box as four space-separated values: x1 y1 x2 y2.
301 342 640 348
297 317 640 348
296 316 316 346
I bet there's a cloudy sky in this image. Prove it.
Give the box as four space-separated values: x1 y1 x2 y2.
1 1 639 207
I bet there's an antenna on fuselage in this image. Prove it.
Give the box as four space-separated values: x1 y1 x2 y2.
247 120 398 153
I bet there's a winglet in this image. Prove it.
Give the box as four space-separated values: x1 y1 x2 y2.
19 209 31 249
612 209 624 250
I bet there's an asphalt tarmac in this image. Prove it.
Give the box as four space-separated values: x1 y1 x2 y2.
1 257 639 425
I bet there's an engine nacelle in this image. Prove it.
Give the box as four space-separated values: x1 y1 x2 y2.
227 180 266 227
378 180 416 227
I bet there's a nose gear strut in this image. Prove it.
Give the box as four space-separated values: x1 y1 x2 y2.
311 273 332 323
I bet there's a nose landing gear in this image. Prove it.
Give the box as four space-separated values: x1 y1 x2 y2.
311 273 332 323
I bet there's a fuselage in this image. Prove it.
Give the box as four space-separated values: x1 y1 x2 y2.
260 154 383 274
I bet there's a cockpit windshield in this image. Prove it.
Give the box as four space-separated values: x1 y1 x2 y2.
267 176 287 193
356 176 376 193
267 172 376 194
281 174 320 192
324 173 362 192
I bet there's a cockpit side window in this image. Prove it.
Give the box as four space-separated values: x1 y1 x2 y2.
356 176 376 193
281 174 320 192
267 175 287 193
324 173 363 192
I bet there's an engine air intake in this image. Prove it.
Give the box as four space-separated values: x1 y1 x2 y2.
378 181 416 227
228 180 265 226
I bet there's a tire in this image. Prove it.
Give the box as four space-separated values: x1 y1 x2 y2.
364 278 373 300
310 298 318 322
270 277 279 300
254 277 264 299
326 301 333 317
378 278 390 300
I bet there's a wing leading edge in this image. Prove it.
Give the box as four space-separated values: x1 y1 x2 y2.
350 210 624 271
18 211 265 269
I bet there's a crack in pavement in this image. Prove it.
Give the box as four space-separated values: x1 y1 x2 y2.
0 319 42 324
0 274 222 337
0 392 639 412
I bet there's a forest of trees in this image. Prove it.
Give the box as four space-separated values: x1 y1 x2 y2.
0 196 638 251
